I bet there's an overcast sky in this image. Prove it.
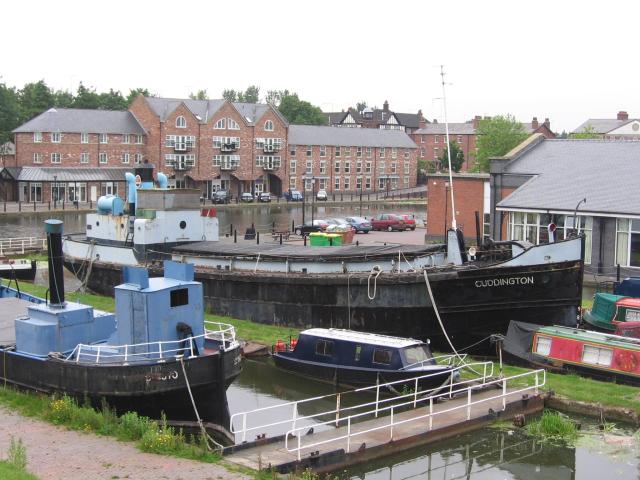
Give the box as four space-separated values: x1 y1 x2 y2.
3 0 637 133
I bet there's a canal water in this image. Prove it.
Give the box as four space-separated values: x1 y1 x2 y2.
230 358 640 479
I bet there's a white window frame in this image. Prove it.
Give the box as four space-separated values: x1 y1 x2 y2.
391 147 398 159
51 152 61 164
122 134 130 144
379 147 385 159
306 160 313 175
33 153 43 164
334 177 341 191
616 218 640 268
306 146 313 157
176 116 186 128
99 133 108 144
344 161 351 174
135 153 142 164
213 118 226 129
320 146 326 157
290 145 297 156
99 152 108 164
290 160 297 174
534 336 552 356
228 118 240 130
51 132 61 143
81 133 89 144
135 135 143 144
344 176 350 190
80 153 89 164
319 160 327 174
264 120 274 131
122 153 130 164
335 146 341 157
33 132 42 143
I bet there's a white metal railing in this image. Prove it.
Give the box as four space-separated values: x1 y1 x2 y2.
230 361 494 443
0 237 46 255
285 369 546 461
65 321 238 364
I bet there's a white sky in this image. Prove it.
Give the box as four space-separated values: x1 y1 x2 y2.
2 0 637 133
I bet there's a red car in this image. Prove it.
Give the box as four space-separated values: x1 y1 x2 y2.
396 214 416 231
371 214 405 232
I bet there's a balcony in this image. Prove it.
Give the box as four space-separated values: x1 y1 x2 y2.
221 142 239 152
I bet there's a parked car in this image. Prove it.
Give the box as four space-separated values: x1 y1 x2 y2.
316 189 328 201
240 192 254 203
326 218 356 231
396 214 416 231
258 192 271 203
371 213 405 232
212 190 231 204
284 190 303 201
294 219 328 236
345 216 372 233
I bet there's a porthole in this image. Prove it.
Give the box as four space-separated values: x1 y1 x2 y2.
179 220 187 229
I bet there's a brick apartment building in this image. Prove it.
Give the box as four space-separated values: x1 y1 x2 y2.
2 96 419 202
326 101 425 134
411 116 555 172
572 110 640 138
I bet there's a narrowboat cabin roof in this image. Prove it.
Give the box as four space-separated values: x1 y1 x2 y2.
617 298 640 309
537 325 640 350
300 328 423 348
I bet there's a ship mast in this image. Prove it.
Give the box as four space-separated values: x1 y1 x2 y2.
440 65 457 230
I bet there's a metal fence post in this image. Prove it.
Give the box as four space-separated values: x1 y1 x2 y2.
429 397 433 431
346 417 351 453
502 378 507 410
390 406 394 441
467 387 472 420
335 393 341 427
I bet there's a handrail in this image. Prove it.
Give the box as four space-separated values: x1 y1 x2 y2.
285 369 546 460
230 361 493 442
66 322 238 364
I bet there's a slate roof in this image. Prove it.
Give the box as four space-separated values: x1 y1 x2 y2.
327 106 423 129
3 167 130 182
13 109 145 135
414 122 476 135
289 125 417 148
496 139 640 216
572 118 638 134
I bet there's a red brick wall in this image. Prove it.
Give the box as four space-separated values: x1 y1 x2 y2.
426 176 487 241
411 132 478 172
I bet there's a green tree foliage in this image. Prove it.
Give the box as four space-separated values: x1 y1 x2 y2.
222 89 237 102
189 89 208 100
0 81 20 144
278 93 326 125
52 89 74 108
73 83 101 109
19 80 54 121
356 101 367 112
221 85 261 103
265 89 291 107
439 141 465 172
569 124 599 139
475 115 529 171
99 89 127 110
126 88 152 105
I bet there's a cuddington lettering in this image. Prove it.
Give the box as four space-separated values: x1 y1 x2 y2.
474 276 534 288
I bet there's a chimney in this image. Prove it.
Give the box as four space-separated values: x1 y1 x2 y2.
418 110 426 129
472 115 481 128
531 117 539 129
543 118 550 128
617 111 629 121
383 100 389 113
432 119 438 124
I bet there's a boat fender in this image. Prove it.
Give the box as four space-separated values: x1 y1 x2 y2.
274 339 286 352
615 351 637 372
290 338 298 350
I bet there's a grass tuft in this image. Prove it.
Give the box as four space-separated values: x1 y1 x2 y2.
526 410 578 441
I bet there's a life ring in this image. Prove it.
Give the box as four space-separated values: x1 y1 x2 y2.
615 351 638 372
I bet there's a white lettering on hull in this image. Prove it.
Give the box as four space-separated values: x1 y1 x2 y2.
474 276 535 288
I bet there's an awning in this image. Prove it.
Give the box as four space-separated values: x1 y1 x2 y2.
232 171 263 181
7 167 130 182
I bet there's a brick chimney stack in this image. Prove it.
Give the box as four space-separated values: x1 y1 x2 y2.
383 100 389 113
472 115 481 128
418 109 426 129
543 118 550 128
618 111 629 120
531 117 539 129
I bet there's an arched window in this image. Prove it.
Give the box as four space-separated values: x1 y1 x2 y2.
213 118 226 129
228 118 240 130
264 120 274 131
176 116 186 128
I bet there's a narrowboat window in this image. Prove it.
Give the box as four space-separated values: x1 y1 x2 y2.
316 340 334 356
373 348 392 365
354 345 362 361
582 345 613 366
170 288 189 307
626 309 640 322
534 336 552 356
403 346 430 365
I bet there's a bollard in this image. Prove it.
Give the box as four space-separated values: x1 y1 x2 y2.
340 194 343 202
304 235 307 246
230 224 233 236
33 201 36 212
329 237 333 246
279 233 283 245
256 231 260 245
3 202 5 212
291 219 295 232
62 200 65 210
272 221 275 229
234 229 237 243
48 201 51 210
18 201 21 212
356 240 359 246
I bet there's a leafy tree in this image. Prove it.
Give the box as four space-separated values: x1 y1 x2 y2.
0 81 20 144
265 89 291 107
439 141 465 172
475 115 529 171
127 88 152 105
569 124 599 139
277 93 325 125
73 83 101 109
99 89 127 110
189 89 208 100
52 89 74 108
238 85 260 103
18 80 54 121
356 101 367 112
222 89 237 102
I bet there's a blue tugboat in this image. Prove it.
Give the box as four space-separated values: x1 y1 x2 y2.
273 328 458 390
0 220 242 433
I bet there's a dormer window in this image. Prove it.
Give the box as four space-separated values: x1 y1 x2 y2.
265 120 274 131
176 116 186 128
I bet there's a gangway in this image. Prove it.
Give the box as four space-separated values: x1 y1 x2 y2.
224 363 547 474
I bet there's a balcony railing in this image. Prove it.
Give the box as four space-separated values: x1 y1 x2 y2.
220 161 239 171
221 142 239 152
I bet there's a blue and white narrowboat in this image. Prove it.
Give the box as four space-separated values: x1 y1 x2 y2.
273 328 458 390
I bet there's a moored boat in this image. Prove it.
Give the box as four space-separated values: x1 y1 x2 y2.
583 277 640 332
0 258 37 281
1 219 242 437
272 328 459 390
501 321 640 385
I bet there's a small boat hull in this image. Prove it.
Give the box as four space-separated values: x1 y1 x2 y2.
0 260 37 281
273 354 454 391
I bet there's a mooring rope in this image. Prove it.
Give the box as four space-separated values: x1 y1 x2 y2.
178 356 224 453
367 266 382 300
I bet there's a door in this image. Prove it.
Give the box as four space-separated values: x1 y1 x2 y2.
90 185 98 202
29 183 42 202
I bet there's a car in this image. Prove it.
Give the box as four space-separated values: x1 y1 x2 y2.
257 192 271 203
240 192 254 203
326 218 355 231
371 213 405 232
294 219 328 236
212 190 231 204
316 189 328 201
345 216 372 233
284 190 303 201
396 214 416 231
